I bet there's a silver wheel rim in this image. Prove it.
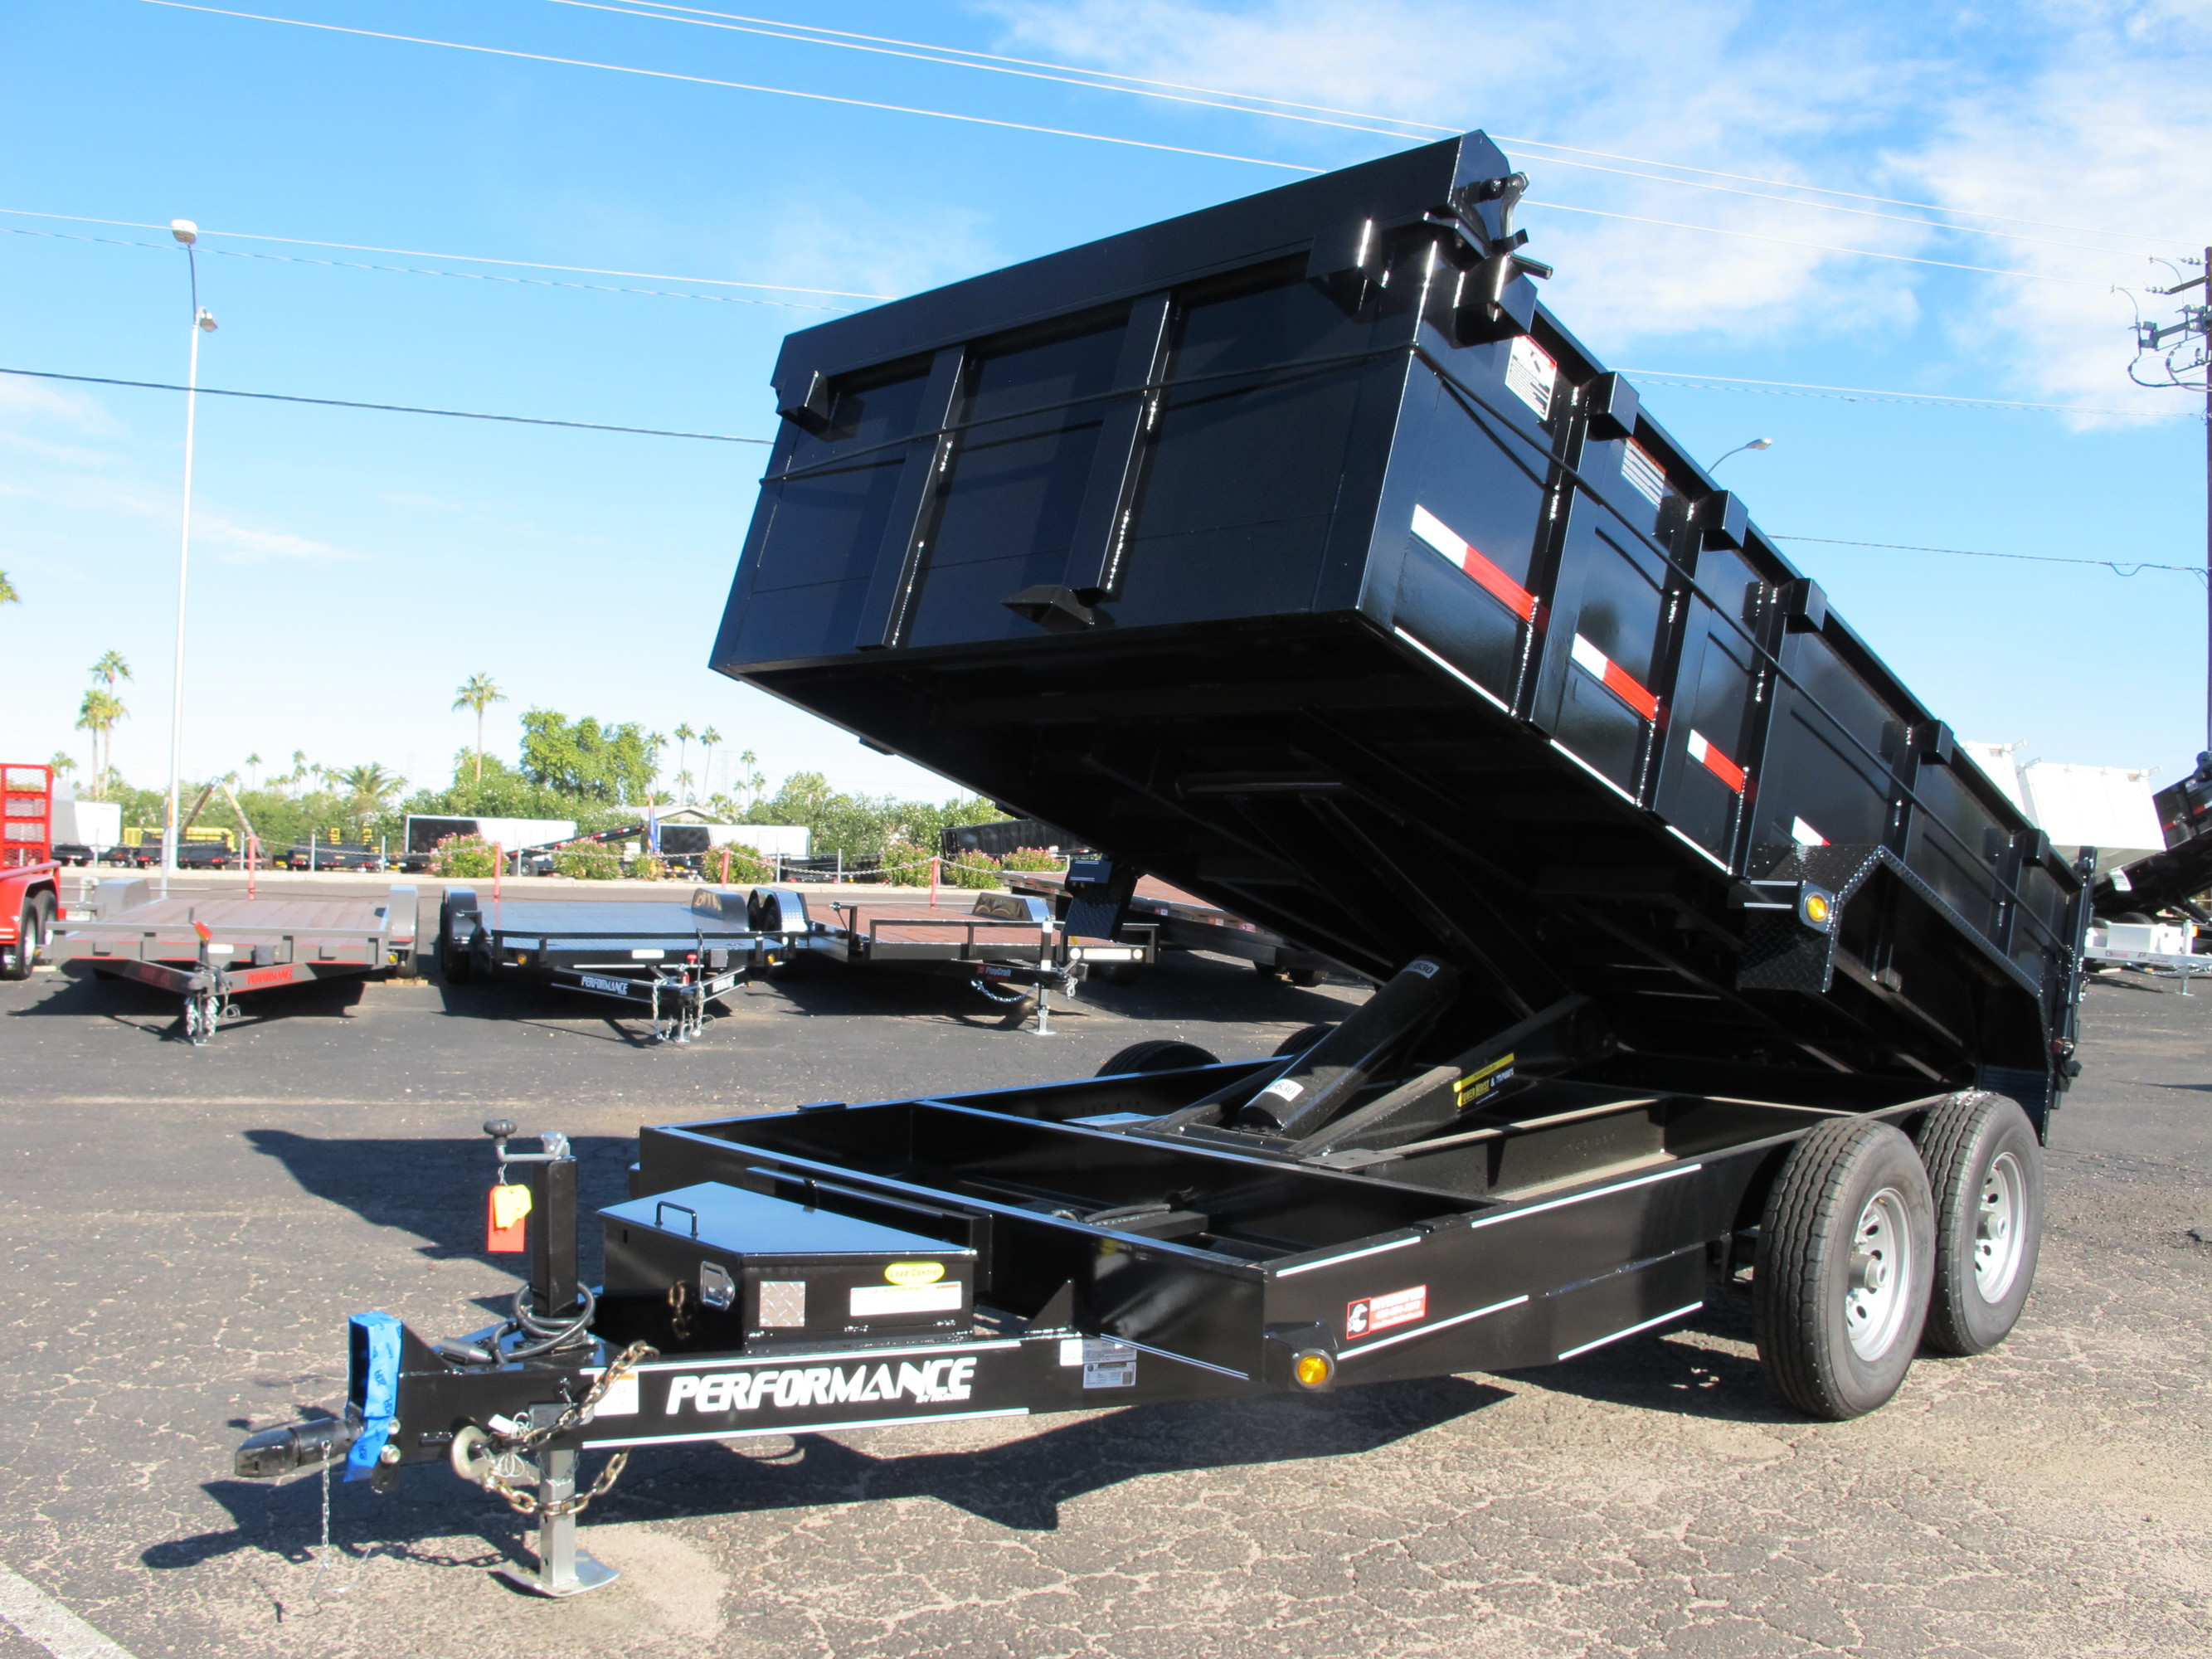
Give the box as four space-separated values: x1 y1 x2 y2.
1845 1186 1913 1360
1972 1151 2026 1303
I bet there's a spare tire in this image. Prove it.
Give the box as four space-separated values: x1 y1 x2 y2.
1095 1039 1221 1078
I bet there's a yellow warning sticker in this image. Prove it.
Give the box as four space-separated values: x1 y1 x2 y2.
1453 1054 1515 1111
885 1260 946 1286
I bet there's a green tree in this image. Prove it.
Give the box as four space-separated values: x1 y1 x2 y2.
91 651 130 691
453 674 507 783
0 569 19 606
333 762 406 832
737 748 762 811
48 752 75 781
518 710 661 804
75 688 125 797
698 727 722 799
673 723 696 801
244 752 262 790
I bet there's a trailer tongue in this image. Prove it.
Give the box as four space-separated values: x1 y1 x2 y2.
234 132 2084 1596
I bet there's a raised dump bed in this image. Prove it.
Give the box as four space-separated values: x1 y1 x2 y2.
236 134 2087 1599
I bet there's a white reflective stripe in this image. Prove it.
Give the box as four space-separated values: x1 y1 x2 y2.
1666 825 1732 873
593 1406 1028 1449
625 1338 1020 1373
1466 1162 1699 1231
1569 633 1609 678
1274 1233 1422 1277
1338 1294 1530 1360
0 1563 138 1659
1410 504 1461 558
1686 732 1709 762
1556 1301 1704 1361
1394 629 1511 713
1791 817 1829 847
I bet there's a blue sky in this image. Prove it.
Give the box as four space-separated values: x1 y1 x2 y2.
2 0 2207 805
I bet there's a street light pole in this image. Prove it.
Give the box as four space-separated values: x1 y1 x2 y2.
1709 435 1773 473
161 221 216 897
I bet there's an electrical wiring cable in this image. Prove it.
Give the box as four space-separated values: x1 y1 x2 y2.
1770 534 2203 578
1615 369 2170 418
0 223 853 310
0 206 896 300
0 365 771 443
135 1 1315 173
576 0 2196 254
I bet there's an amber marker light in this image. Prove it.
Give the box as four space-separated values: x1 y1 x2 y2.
1294 1351 1334 1388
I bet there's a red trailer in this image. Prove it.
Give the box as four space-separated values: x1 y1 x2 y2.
0 763 61 980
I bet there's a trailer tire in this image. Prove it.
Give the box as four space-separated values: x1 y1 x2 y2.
1753 1117 1934 1420
1287 967 1323 987
1272 1024 1337 1058
1096 1039 1220 1077
4 892 52 979
1915 1092 2042 1357
437 896 472 984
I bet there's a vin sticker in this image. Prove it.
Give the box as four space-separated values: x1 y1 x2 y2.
1059 1337 1138 1389
1346 1285 1427 1339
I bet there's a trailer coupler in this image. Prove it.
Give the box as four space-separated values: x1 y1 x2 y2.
234 1411 361 1479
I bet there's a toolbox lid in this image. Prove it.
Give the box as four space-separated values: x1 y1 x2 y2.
602 1181 975 1259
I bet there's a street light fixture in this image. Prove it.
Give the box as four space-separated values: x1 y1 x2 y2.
1709 436 1773 472
160 220 216 895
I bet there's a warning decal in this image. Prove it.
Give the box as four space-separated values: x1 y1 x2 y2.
1346 1284 1428 1340
1505 335 1558 419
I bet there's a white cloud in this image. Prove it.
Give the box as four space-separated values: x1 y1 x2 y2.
0 375 123 435
197 513 364 564
759 194 999 300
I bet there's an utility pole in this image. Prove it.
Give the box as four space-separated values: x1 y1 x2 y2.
2135 251 2212 748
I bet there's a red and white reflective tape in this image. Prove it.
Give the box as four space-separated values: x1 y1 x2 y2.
1411 505 1539 624
1791 816 1830 847
1685 729 1747 795
1568 634 1660 722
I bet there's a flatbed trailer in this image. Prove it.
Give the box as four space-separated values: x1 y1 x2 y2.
432 886 820 1043
820 888 1146 1031
238 134 2088 1598
1005 861 1344 985
47 878 418 1044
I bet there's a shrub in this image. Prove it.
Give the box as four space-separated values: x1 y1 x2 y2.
999 845 1065 873
430 834 497 878
553 842 623 881
712 844 775 886
628 854 666 882
882 837 933 887
947 849 1002 890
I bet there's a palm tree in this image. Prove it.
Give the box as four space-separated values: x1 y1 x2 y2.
48 752 75 781
673 724 697 800
244 752 262 791
0 569 19 606
698 727 722 800
75 690 124 796
737 749 762 811
334 763 406 834
673 770 694 802
452 674 507 782
91 651 131 690
287 751 309 796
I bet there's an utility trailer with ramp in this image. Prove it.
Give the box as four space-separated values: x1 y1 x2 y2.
432 886 819 1043
236 133 2088 1597
47 878 418 1044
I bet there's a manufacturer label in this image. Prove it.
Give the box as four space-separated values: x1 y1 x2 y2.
1346 1284 1427 1339
1453 1055 1514 1111
885 1261 946 1286
1504 335 1557 419
1059 1336 1138 1389
580 974 631 995
851 1282 964 1317
1260 1078 1305 1102
663 1355 976 1415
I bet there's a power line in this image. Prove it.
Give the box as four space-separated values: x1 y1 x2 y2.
137 1 1315 173
1617 368 2173 418
0 223 853 311
1772 533 2203 578
0 365 771 443
577 0 2197 256
0 205 896 300
131 2 2156 294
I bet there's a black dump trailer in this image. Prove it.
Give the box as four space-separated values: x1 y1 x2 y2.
237 134 2088 1598
2095 757 2212 919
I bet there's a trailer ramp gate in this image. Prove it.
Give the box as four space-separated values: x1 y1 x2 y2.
236 133 2084 1598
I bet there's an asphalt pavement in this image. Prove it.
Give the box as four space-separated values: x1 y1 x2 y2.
0 914 2206 1659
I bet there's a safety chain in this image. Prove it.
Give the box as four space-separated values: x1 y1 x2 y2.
477 1340 658 1520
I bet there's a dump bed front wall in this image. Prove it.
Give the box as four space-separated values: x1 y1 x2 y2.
712 134 2081 1104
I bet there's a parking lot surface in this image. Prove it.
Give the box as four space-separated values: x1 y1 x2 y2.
0 908 2206 1658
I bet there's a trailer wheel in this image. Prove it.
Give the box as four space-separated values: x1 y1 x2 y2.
437 896 472 984
4 893 51 980
1096 1039 1220 1077
1915 1092 2042 1357
1272 1023 1337 1058
1753 1117 1934 1420
1286 967 1323 987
